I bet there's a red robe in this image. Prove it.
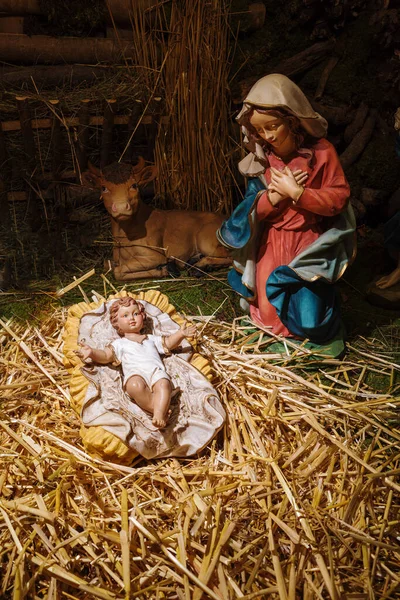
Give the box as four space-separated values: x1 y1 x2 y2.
250 138 350 336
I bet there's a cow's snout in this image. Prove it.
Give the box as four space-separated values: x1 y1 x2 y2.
112 201 131 214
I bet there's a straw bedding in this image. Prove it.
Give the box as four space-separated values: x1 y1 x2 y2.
0 285 399 599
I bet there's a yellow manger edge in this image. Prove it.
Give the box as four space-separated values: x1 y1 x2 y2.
63 289 213 463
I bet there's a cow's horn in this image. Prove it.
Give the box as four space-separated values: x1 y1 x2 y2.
132 156 146 173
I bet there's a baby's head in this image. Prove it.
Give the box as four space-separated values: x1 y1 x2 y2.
109 297 146 336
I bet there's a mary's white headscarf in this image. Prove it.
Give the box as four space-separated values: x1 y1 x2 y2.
237 73 328 176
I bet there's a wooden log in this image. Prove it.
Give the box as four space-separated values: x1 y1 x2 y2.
273 39 336 77
360 188 383 207
309 99 355 126
350 196 367 220
0 17 24 33
344 103 369 144
0 0 157 21
314 55 339 101
0 0 40 14
248 3 266 31
313 35 345 102
0 0 160 44
0 65 110 87
16 96 35 171
234 2 266 34
340 110 377 170
0 34 137 64
106 27 133 40
234 40 336 101
106 0 159 26
100 99 117 169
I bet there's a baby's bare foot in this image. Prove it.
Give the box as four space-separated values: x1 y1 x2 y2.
152 408 171 429
152 415 167 429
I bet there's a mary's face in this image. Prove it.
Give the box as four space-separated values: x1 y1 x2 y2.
249 111 292 150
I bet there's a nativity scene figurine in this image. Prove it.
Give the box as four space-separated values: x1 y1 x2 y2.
218 73 356 356
82 158 231 281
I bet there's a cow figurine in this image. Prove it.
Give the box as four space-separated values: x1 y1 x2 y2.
82 158 231 281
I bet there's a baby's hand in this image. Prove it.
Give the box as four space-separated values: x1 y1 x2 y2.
180 322 197 338
75 341 94 362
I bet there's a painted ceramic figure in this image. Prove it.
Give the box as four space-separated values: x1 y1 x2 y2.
218 73 356 346
78 297 196 428
82 158 231 281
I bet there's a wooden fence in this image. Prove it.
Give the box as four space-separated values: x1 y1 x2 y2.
0 94 167 283
0 95 164 203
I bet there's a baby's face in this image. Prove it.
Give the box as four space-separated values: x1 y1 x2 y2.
116 304 144 334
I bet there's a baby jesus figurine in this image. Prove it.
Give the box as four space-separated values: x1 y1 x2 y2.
78 297 196 428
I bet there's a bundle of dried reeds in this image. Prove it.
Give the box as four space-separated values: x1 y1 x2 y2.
0 281 399 599
153 0 236 214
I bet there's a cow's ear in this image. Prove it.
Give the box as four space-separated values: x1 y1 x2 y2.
81 162 102 188
137 165 157 186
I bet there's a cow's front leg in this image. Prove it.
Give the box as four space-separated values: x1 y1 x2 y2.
113 244 170 279
189 255 232 271
114 263 170 281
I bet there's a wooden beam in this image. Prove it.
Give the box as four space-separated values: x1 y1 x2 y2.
7 191 28 202
0 0 156 19
0 65 111 86
0 34 137 64
0 0 40 14
0 114 165 132
106 0 159 26
7 170 79 201
0 16 24 34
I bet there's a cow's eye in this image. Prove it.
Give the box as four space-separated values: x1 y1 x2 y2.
130 183 139 190
101 186 109 193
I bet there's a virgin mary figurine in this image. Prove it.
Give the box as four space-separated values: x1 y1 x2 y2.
218 74 356 354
